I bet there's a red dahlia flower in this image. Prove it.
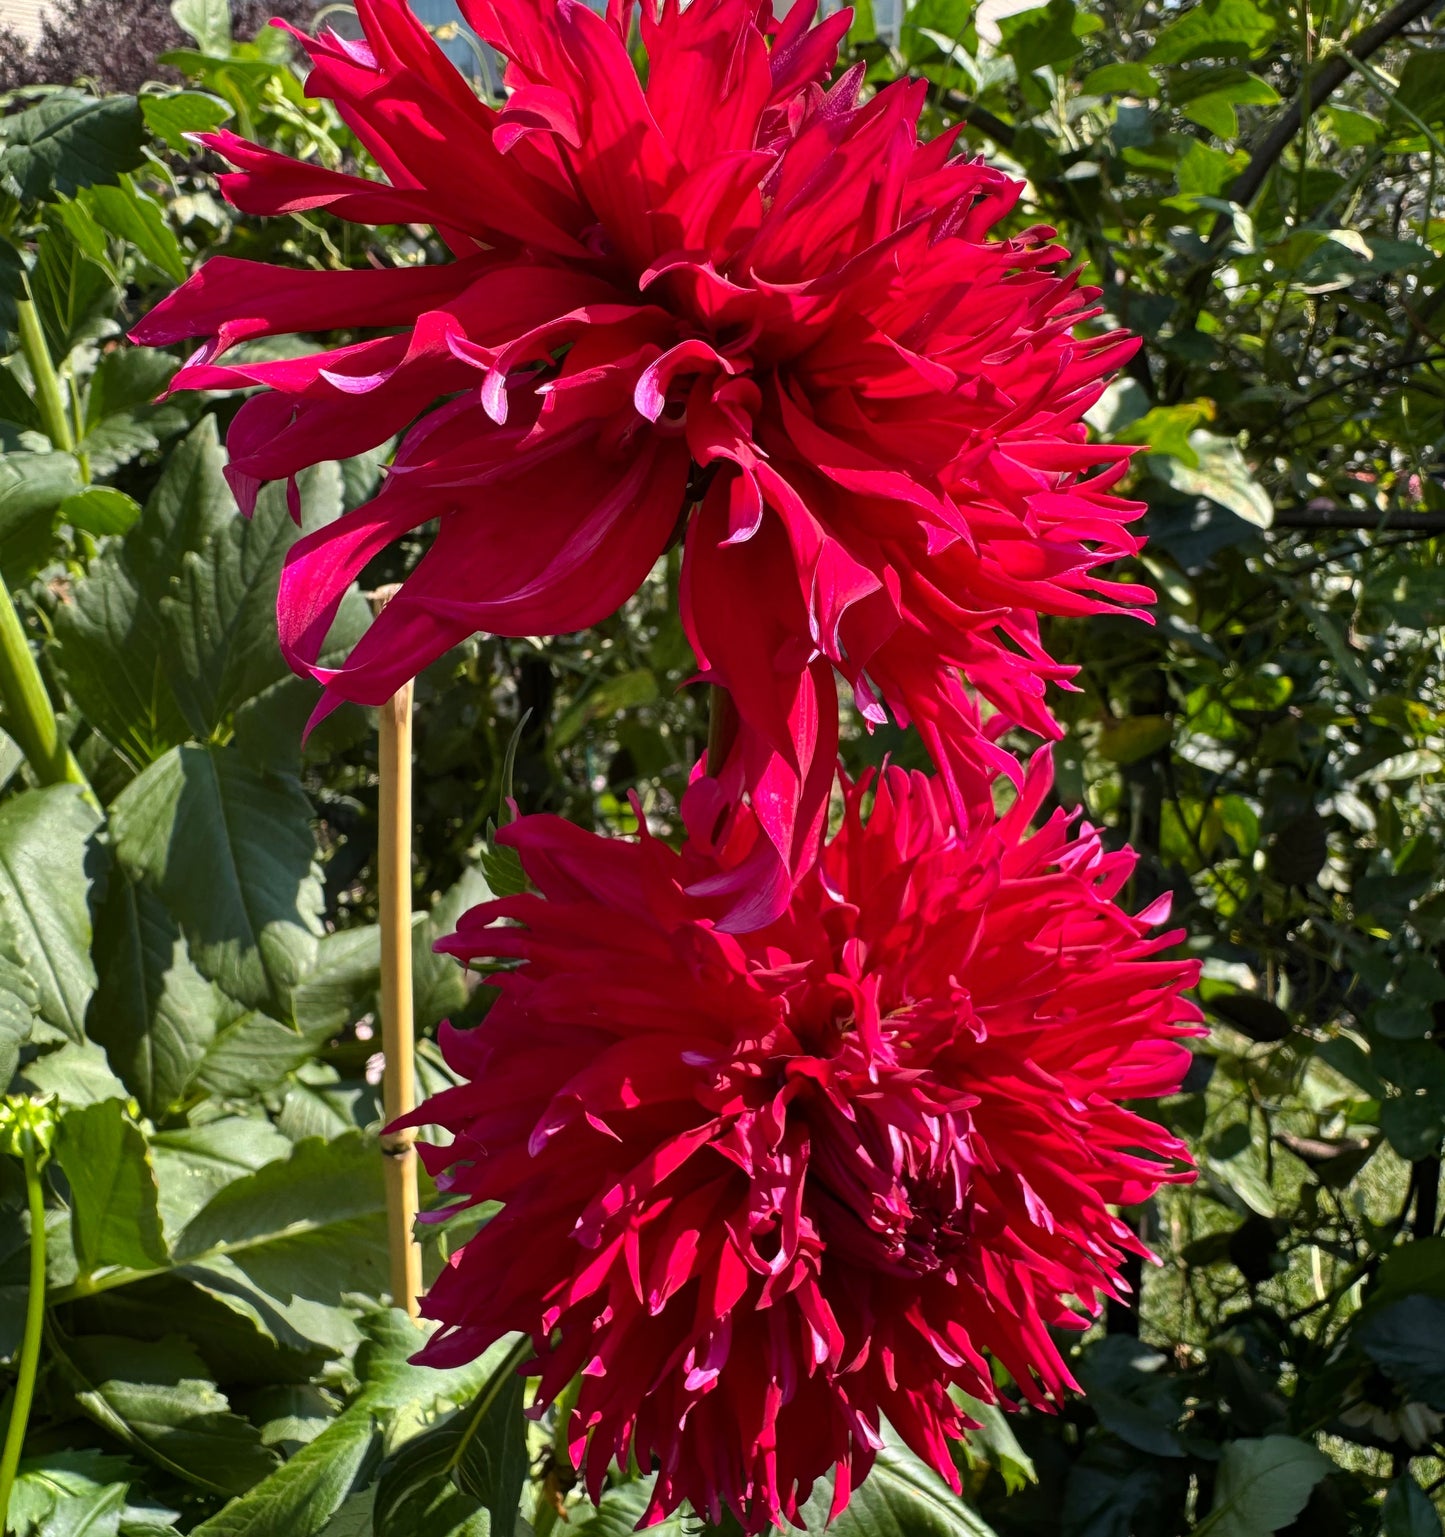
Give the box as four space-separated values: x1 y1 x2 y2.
401 752 1199 1531
132 0 1150 919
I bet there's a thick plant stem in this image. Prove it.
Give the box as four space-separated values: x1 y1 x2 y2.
6 293 91 797
705 683 738 777
0 576 89 794
371 586 422 1320
0 1132 47 1529
14 298 74 456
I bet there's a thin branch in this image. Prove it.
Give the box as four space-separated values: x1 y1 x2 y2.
1165 0 1444 398
1280 350 1445 419
942 90 1017 150
1272 505 1445 532
1228 0 1444 213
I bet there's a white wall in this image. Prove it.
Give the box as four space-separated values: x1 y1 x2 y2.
0 0 51 43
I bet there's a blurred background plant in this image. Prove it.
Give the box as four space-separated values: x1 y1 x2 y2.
0 0 1440 1534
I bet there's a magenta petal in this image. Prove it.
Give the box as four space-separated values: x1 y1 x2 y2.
128 253 488 354
290 414 690 709
134 0 1156 932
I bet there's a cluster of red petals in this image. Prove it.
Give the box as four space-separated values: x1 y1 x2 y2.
132 0 1150 920
403 756 1199 1532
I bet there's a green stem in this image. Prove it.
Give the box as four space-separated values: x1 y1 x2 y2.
69 375 89 487
0 1133 47 1529
7 289 93 797
705 683 738 777
14 297 73 456
0 577 89 795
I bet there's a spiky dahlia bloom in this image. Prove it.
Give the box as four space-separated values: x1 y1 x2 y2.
133 0 1149 917
403 753 1199 1530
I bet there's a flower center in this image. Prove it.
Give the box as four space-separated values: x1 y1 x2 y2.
803 1094 976 1280
860 1170 975 1277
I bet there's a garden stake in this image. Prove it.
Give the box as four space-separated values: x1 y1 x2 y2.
371 585 423 1320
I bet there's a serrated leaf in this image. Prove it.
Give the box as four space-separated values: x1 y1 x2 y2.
171 0 233 54
87 869 223 1119
248 1384 337 1459
189 1405 377 1537
72 1272 331 1392
1150 432 1273 528
373 1421 488 1537
351 1312 522 1415
84 348 180 429
54 420 226 763
21 1038 128 1106
0 450 84 580
413 867 494 1029
314 1490 377 1537
0 931 39 1088
53 1099 169 1275
80 178 187 286
570 1482 685 1537
452 1364 529 1537
6 1457 129 1537
1357 1297 1445 1411
30 222 120 360
149 1116 293 1238
62 1334 279 1496
230 582 369 770
172 1132 387 1303
1200 1437 1328 1537
1383 1475 1444 1537
179 1252 363 1361
0 234 23 338
0 95 146 202
0 785 103 1040
360 1323 531 1537
81 412 188 479
478 827 527 900
290 926 381 1040
110 743 322 1013
1144 0 1273 65
60 487 143 537
195 1010 322 1097
161 463 345 739
140 91 233 153
793 1431 1001 1535
56 421 356 766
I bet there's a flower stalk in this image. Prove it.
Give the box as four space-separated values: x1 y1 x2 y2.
0 574 90 796
5 290 92 798
14 296 73 457
0 1102 52 1532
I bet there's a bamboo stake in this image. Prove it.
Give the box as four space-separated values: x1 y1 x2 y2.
371 585 422 1320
